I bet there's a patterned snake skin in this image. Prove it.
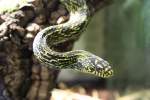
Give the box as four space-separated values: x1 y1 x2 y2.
33 0 113 78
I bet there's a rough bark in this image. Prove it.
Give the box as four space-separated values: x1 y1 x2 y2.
0 0 113 99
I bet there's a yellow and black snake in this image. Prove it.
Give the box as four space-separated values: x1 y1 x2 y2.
33 0 113 78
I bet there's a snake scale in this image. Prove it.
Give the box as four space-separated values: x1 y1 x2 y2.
33 0 113 78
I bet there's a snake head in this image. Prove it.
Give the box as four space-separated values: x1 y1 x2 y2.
78 52 113 78
90 56 113 78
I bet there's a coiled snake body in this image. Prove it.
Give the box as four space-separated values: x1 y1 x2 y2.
33 0 113 78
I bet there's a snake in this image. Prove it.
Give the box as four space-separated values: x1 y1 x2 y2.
33 0 113 78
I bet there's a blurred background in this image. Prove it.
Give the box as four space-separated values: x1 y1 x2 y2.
58 0 150 98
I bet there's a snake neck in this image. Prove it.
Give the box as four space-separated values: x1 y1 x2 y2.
33 0 90 69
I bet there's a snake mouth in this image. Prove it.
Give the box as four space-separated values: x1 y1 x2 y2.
103 69 113 78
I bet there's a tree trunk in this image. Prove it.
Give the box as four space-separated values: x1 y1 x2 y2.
0 0 113 99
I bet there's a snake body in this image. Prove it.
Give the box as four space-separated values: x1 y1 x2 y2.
33 0 113 78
